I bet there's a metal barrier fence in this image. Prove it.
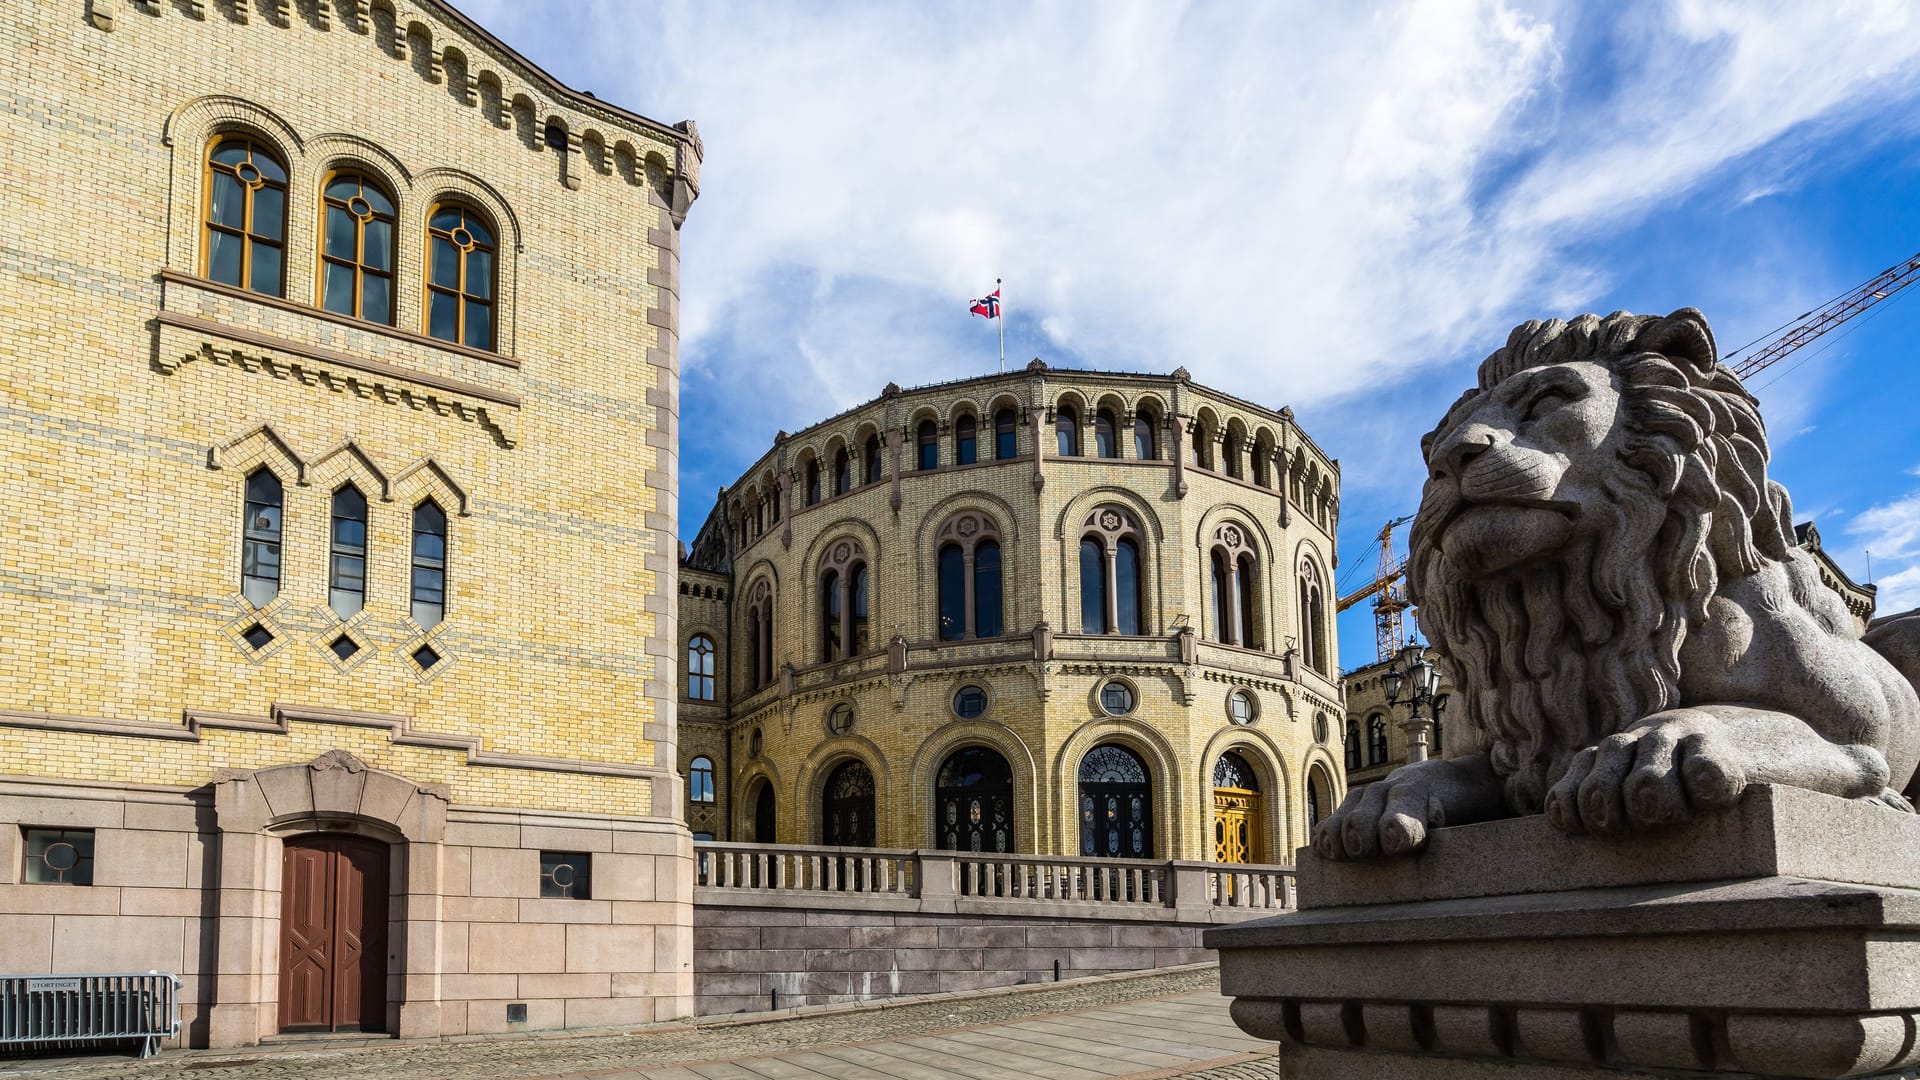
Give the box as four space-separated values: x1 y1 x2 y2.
0 973 181 1059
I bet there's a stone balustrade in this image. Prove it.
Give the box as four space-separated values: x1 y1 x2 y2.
695 841 1295 922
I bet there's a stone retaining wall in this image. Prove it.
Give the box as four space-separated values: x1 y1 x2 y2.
694 905 1215 1015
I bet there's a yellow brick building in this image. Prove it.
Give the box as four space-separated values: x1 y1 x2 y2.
0 0 698 1046
675 365 1348 865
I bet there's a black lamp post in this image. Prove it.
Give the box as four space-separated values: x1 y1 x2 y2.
1383 641 1449 763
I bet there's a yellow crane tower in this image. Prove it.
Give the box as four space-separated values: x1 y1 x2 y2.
1336 514 1415 663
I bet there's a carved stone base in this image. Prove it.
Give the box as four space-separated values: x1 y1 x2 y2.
1208 786 1920 1079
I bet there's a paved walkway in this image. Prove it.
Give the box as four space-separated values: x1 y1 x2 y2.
1 967 1276 1079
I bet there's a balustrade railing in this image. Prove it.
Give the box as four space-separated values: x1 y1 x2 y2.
695 842 1294 918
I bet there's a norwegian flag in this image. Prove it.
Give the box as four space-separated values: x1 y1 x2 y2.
969 289 1001 319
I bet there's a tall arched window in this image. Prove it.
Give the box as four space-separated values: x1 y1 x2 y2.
955 414 977 465
411 500 448 627
1368 715 1389 765
864 434 883 484
1081 506 1145 635
688 757 716 804
1252 437 1273 487
745 579 773 690
934 512 1003 641
1307 765 1333 829
688 635 716 700
1223 435 1244 479
1345 719 1362 771
832 447 851 495
241 467 284 608
426 203 496 350
320 173 396 324
1299 558 1328 674
205 137 288 296
936 746 1014 853
1133 413 1157 460
1094 410 1118 458
1210 551 1230 643
1192 424 1215 470
1208 522 1260 647
994 408 1018 459
1078 744 1152 858
916 420 938 470
818 539 871 661
1055 405 1079 456
328 484 368 618
1237 553 1259 649
805 459 821 506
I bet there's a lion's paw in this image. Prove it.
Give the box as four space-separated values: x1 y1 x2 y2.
1544 716 1747 835
1311 760 1457 861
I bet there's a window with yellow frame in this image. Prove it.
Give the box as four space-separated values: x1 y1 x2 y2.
320 173 397 324
204 137 288 296
425 204 496 350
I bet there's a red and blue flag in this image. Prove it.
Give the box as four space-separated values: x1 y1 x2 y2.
969 289 1001 319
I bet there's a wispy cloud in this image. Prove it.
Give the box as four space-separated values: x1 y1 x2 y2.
1849 488 1920 613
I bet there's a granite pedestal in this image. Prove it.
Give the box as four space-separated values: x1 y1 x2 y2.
1207 786 1920 1079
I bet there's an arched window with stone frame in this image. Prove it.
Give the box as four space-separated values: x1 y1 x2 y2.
204 135 289 296
864 433 883 484
935 512 1003 641
1222 421 1246 480
954 413 978 466
1133 407 1159 460
1208 522 1261 648
1368 714 1389 765
832 446 851 496
817 538 872 662
917 419 939 471
1079 506 1146 635
1298 556 1328 674
1190 421 1215 471
687 634 716 701
1345 719 1362 771
1094 409 1119 458
744 578 774 690
804 457 822 506
994 408 1019 459
1055 404 1080 457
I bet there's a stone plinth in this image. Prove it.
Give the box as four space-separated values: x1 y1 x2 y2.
1207 786 1920 1079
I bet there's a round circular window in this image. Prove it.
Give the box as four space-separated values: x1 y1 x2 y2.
1313 713 1329 743
953 685 988 719
749 727 763 757
827 702 854 735
1228 690 1256 726
1099 680 1135 715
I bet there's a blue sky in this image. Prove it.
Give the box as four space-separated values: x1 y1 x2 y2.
459 0 1920 667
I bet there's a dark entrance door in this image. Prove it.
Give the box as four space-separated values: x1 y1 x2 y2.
935 746 1013 853
1078 744 1153 859
279 834 388 1033
752 781 777 843
821 760 875 847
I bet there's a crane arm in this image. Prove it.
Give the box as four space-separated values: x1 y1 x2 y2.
1727 254 1920 380
1338 567 1401 612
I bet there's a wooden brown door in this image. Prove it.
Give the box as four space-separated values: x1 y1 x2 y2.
279 835 388 1033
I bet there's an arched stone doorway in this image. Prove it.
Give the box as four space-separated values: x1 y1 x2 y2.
1211 751 1262 865
935 746 1014 853
280 834 388 1033
1306 763 1335 832
751 779 777 844
1078 744 1153 859
821 759 875 847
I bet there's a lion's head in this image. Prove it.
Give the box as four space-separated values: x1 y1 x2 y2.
1406 308 1796 813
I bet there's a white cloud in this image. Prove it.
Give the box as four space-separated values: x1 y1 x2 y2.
457 0 1920 498
1875 565 1920 615
1852 491 1920 562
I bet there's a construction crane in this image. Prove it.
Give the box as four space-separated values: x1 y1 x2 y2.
1333 249 1920 664
1336 514 1415 663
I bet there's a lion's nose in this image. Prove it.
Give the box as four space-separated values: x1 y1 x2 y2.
1430 426 1497 481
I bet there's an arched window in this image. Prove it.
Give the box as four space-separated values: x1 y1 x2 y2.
1094 410 1118 458
1237 553 1259 649
917 420 938 470
1210 550 1230 644
1368 715 1389 765
320 173 396 324
818 539 871 661
241 468 284 608
411 500 448 627
936 746 1014 854
1224 435 1244 479
864 434 883 484
1299 558 1328 674
805 459 821 506
688 635 716 700
745 579 773 690
833 447 851 495
934 513 1003 641
328 484 368 618
426 203 496 350
1345 720 1362 771
688 757 715 804
955 414 977 465
1252 439 1273 487
938 545 965 642
994 408 1018 459
1080 506 1145 635
1056 404 1079 456
1078 744 1152 858
771 487 781 523
1307 766 1333 829
752 780 776 843
205 137 288 295
1192 425 1215 470
822 759 876 847
820 569 842 662
1133 413 1157 460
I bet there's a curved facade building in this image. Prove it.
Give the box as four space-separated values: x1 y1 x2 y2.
677 361 1347 863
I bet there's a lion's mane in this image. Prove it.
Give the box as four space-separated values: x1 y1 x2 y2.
1406 309 1798 813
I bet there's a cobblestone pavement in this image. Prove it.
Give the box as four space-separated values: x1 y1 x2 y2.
1 966 1277 1079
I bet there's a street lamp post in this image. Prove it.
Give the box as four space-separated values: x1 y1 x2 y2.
1382 641 1449 764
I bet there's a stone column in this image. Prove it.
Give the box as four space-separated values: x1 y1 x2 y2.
962 547 977 639
1171 420 1188 497
1227 562 1244 647
886 428 902 511
1103 544 1120 634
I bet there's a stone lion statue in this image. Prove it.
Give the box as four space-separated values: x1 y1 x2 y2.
1316 308 1920 859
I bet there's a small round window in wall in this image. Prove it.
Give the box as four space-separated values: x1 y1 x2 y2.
1228 690 1256 725
954 685 989 719
1314 713 1330 743
1099 680 1135 715
749 727 763 757
827 702 855 735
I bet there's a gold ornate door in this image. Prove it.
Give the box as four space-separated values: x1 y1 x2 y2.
1213 790 1257 864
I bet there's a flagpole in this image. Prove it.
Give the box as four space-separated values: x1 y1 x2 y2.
997 277 1005 373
